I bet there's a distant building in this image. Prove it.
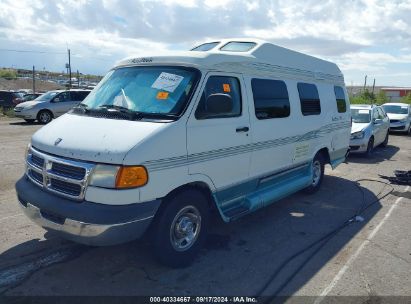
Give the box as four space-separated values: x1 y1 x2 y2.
381 87 411 102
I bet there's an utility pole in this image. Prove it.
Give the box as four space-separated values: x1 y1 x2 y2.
68 48 72 89
363 75 367 92
77 70 80 88
371 78 376 99
32 66 35 93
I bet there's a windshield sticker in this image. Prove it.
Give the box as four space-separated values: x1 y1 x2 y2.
223 84 231 93
358 110 370 114
152 72 184 93
156 91 169 100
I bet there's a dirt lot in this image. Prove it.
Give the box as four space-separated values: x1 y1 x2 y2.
0 78 63 92
0 117 410 301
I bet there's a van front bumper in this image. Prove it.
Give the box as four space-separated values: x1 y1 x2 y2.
15 176 161 246
14 108 37 119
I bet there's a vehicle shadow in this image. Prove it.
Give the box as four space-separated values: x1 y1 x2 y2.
8 121 42 126
347 144 399 164
0 175 385 297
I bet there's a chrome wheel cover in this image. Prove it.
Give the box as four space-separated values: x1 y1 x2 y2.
170 205 202 252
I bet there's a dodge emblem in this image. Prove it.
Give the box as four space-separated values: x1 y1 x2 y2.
54 138 63 146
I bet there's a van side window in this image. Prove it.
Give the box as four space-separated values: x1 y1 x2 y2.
195 76 242 119
334 86 347 113
297 83 321 116
251 78 290 119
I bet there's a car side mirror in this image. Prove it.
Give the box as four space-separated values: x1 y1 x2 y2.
205 93 233 116
374 118 383 124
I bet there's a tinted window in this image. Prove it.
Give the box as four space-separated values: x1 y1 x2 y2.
251 79 290 119
195 76 241 119
220 42 256 52
191 42 219 51
297 83 321 116
71 91 90 101
57 91 70 102
334 86 347 113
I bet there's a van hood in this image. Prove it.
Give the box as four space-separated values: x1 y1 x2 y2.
31 114 167 164
351 122 369 134
386 113 408 120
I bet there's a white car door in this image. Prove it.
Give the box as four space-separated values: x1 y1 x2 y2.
186 72 252 191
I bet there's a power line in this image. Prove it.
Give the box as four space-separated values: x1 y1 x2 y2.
0 48 66 55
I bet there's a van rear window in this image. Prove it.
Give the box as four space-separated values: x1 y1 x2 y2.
297 83 321 116
251 79 290 119
334 86 347 113
191 42 220 51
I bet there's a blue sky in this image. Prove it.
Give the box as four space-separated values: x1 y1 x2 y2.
0 0 411 86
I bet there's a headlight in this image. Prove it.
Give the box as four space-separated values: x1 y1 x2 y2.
89 165 148 189
25 143 31 160
399 119 407 123
21 105 35 110
351 131 365 140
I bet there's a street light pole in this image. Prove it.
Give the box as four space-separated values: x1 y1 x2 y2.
68 49 72 89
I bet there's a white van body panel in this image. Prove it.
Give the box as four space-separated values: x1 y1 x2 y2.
31 114 167 164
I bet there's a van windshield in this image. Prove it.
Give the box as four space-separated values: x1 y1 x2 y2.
36 91 59 101
351 109 371 123
81 66 200 118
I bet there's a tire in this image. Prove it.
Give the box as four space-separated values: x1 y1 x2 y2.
37 110 53 124
151 189 209 268
365 136 374 156
303 152 325 194
381 131 389 147
24 119 35 123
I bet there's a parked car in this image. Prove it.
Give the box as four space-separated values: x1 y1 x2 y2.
382 103 411 135
22 93 42 102
14 89 91 123
15 38 351 267
0 90 23 109
350 104 390 155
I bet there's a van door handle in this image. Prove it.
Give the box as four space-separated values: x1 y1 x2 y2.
236 127 249 133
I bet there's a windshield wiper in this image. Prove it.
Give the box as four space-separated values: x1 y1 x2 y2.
72 103 89 113
98 104 144 120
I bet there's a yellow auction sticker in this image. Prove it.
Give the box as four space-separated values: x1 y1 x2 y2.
156 91 169 100
223 84 231 93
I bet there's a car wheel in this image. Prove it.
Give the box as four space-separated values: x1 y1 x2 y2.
381 131 389 147
303 152 325 194
37 110 53 124
365 136 374 156
151 189 209 268
24 119 35 123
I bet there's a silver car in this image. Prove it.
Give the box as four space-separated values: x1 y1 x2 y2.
349 104 390 155
14 89 91 124
382 103 411 135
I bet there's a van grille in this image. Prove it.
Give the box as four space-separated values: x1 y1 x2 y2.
26 147 94 201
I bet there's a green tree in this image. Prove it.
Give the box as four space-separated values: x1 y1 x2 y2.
375 91 388 105
0 69 17 79
400 93 411 105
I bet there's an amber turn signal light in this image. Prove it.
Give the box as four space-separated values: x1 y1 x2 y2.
115 166 148 189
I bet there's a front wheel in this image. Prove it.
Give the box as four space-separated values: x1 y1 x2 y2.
37 110 53 124
303 153 325 194
381 131 389 147
365 137 374 156
151 189 209 268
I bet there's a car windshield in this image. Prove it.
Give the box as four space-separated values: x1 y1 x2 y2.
382 105 408 114
81 66 199 117
36 91 59 101
351 108 371 123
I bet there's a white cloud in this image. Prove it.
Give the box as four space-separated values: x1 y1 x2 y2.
0 0 410 85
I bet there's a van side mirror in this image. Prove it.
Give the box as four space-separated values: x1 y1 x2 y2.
205 93 233 116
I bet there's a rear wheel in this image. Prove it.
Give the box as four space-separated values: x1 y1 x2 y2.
365 136 374 156
151 189 209 268
303 153 325 194
37 110 53 124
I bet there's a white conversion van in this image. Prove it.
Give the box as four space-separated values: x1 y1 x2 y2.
16 39 351 267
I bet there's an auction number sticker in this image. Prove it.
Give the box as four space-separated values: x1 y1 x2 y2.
152 72 184 93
